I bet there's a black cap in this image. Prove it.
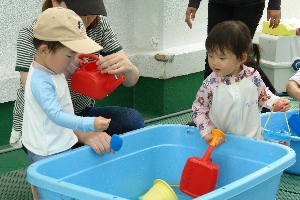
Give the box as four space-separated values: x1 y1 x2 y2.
64 0 107 16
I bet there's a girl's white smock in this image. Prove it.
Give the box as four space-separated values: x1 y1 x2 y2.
192 65 279 139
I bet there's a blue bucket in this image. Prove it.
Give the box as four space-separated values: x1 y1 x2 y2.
261 110 300 175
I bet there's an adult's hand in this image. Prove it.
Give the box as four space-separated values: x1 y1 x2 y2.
267 9 281 29
185 7 197 29
96 50 139 87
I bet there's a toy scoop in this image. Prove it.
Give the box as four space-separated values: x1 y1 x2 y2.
110 134 123 151
180 129 226 198
71 54 126 100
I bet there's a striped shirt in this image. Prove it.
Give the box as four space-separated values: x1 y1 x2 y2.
12 16 122 133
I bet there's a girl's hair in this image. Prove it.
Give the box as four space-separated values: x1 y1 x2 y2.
33 38 64 53
42 0 98 29
205 20 260 72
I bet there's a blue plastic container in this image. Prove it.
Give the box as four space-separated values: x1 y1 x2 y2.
261 110 300 175
27 125 295 200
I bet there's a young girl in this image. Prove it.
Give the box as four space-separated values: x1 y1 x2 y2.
192 20 290 145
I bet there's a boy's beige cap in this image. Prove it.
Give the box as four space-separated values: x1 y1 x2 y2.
33 7 102 54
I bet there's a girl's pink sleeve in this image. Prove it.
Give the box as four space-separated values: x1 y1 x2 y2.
253 71 279 109
192 82 214 138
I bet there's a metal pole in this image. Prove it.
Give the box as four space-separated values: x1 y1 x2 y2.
0 147 20 154
145 109 192 123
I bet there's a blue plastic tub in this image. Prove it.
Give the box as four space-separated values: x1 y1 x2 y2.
261 110 300 175
26 125 295 200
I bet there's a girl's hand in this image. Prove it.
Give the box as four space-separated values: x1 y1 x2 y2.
203 133 226 147
273 98 290 112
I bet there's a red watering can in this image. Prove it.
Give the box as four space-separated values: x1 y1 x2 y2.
71 54 126 100
180 129 226 198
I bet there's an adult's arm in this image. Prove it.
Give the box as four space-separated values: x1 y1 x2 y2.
188 0 201 9
267 0 281 10
267 0 281 28
185 0 201 29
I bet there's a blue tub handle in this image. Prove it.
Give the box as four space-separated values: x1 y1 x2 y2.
262 100 291 140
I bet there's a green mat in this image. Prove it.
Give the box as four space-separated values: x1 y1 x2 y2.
0 168 32 200
276 173 300 200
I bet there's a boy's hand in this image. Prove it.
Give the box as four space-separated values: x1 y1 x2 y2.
94 117 111 132
203 133 226 147
75 53 88 66
84 131 113 154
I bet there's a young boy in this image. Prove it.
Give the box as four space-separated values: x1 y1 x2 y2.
22 7 111 163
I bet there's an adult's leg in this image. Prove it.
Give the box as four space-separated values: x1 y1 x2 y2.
205 2 233 78
78 106 145 135
232 3 277 113
232 3 265 39
188 2 233 126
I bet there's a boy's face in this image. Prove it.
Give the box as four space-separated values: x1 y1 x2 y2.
42 46 77 74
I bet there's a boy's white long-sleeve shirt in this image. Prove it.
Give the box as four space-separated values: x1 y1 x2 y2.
22 61 95 156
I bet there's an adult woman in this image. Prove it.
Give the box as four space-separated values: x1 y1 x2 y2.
10 0 145 154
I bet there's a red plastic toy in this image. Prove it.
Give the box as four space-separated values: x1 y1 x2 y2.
180 129 226 198
71 54 126 100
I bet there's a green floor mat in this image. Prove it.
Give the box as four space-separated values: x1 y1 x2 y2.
0 168 32 200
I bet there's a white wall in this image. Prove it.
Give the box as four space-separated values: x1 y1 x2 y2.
1 0 300 103
0 0 43 103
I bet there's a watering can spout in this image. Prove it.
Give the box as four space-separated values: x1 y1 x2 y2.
106 76 126 92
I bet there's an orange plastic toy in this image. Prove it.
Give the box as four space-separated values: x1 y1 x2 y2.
71 54 126 100
180 129 226 198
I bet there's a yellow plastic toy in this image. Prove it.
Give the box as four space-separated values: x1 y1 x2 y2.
262 21 297 36
139 179 178 200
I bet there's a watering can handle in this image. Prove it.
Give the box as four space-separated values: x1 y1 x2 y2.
78 54 100 61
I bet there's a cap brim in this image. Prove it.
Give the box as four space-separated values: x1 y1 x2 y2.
64 0 107 16
61 37 103 54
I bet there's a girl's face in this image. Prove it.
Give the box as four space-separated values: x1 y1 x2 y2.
38 46 77 74
207 49 246 77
